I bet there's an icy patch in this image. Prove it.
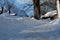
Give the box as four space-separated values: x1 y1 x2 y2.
50 20 58 25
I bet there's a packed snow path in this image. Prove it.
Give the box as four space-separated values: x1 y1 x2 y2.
0 14 60 40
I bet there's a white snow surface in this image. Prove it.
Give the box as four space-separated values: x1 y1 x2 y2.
0 0 60 40
0 13 60 40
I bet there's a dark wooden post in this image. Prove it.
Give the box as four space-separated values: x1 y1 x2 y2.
33 0 41 20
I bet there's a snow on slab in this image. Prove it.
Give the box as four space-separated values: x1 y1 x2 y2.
43 10 57 17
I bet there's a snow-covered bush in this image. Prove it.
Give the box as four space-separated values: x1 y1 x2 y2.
0 0 34 17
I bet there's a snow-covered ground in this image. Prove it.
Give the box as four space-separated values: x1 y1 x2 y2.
0 0 60 40
0 13 60 40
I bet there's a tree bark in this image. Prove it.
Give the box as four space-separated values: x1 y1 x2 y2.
1 7 3 14
8 7 11 14
33 0 41 20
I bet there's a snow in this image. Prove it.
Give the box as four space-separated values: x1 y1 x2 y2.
10 13 16 16
0 0 60 40
0 13 60 40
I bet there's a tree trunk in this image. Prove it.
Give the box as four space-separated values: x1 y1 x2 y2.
1 7 3 14
9 7 11 14
33 0 41 20
57 0 60 17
